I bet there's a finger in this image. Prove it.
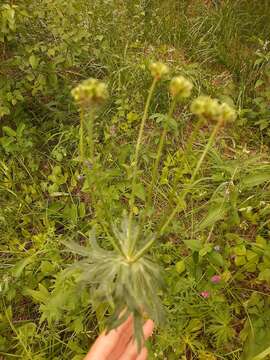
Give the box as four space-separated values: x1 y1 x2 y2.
118 319 154 360
86 317 132 358
84 316 133 360
142 319 155 340
136 347 148 360
109 317 134 360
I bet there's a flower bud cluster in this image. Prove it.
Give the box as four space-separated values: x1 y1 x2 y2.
169 76 193 99
191 96 236 123
149 62 169 80
71 78 108 108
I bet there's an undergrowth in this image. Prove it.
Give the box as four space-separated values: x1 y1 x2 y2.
1 1 270 359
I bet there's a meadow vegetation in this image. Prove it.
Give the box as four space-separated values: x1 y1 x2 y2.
1 1 270 359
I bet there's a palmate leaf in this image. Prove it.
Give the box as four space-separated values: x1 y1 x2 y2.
62 219 165 348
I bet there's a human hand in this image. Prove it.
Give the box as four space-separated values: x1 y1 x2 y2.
84 316 154 360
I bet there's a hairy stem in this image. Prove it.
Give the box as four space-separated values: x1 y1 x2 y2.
147 97 177 209
159 118 223 236
185 117 205 155
79 109 85 163
127 78 158 254
130 236 156 263
80 108 95 165
168 117 205 204
87 109 94 163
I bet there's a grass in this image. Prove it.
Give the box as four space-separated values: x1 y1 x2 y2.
1 0 270 359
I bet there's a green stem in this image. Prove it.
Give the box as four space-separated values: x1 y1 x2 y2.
168 117 204 204
127 78 158 254
104 225 126 258
79 108 96 165
130 236 156 263
147 97 177 208
159 119 223 236
190 120 221 183
185 117 205 155
79 109 85 164
87 109 95 163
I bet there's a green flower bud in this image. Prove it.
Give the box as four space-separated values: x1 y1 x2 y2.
149 62 169 80
169 76 193 99
191 96 236 123
219 103 237 123
71 78 108 108
190 96 221 121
